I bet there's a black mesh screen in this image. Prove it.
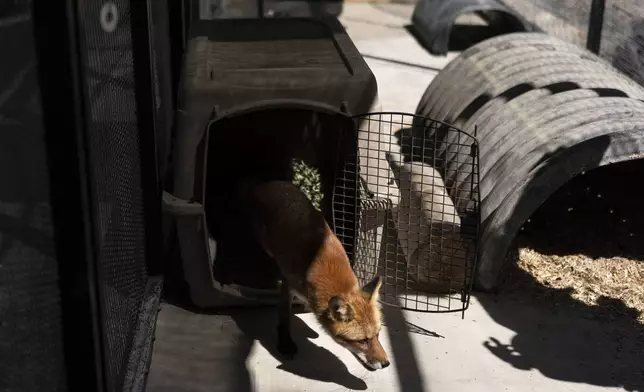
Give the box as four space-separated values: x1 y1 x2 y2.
75 1 149 390
502 0 644 87
603 1 644 87
502 0 590 45
0 2 67 392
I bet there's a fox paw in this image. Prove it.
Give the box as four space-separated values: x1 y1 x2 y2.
277 338 298 359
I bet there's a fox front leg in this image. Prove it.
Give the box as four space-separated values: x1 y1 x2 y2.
277 280 298 359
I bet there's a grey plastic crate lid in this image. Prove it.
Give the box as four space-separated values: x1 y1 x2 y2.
181 17 377 119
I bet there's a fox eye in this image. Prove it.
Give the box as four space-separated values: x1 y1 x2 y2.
354 338 369 345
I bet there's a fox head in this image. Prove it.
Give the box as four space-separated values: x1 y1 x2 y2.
320 276 390 371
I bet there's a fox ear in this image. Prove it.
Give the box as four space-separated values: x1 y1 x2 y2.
328 296 354 322
362 276 383 302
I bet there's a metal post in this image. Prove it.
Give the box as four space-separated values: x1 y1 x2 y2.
586 0 606 54
131 0 164 276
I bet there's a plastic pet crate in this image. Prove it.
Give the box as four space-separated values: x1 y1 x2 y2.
164 17 376 307
163 17 480 313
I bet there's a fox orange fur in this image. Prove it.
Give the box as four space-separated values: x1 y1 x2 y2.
237 180 390 370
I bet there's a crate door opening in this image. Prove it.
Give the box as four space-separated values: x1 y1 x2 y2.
348 113 480 312
204 108 357 293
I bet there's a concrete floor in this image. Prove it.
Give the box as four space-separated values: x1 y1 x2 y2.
146 4 644 392
148 295 642 392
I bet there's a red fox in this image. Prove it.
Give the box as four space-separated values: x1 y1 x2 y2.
237 179 390 371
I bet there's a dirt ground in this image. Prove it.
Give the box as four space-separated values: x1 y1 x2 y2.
498 160 644 325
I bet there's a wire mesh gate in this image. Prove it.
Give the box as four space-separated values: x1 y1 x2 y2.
334 112 480 313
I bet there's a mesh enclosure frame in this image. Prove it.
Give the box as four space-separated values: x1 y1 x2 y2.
27 0 165 391
75 1 151 389
30 0 108 389
0 2 69 391
336 112 481 313
501 0 644 89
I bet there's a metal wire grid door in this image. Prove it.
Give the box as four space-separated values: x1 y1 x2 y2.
334 112 480 313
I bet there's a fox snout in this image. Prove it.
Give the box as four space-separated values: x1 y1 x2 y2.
323 276 391 371
349 336 390 371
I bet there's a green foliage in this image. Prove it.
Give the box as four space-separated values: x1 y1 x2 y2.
292 159 323 211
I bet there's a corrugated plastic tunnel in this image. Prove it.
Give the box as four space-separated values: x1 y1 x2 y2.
415 32 644 291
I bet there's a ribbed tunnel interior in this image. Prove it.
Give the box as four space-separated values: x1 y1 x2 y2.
497 159 644 323
513 159 644 261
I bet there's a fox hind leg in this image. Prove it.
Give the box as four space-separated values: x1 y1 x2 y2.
277 279 298 359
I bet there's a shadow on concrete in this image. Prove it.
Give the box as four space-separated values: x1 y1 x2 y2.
145 302 255 392
156 285 441 391
233 301 438 392
229 307 369 390
479 277 644 391
150 298 369 391
381 304 429 392
478 159 644 391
